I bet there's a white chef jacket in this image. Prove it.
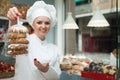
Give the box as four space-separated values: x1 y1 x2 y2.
13 33 61 80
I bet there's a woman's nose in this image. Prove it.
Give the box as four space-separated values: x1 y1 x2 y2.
41 23 46 28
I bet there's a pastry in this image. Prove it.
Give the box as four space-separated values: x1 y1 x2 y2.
7 33 27 39
72 65 80 70
8 50 28 55
8 44 28 51
9 39 29 44
7 24 29 55
8 25 28 33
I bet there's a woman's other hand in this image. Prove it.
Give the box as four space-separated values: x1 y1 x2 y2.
7 7 22 23
34 58 49 72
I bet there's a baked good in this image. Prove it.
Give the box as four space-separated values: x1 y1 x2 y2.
9 38 29 44
109 69 116 75
60 64 72 70
7 33 27 39
7 24 29 55
72 65 80 70
8 50 28 55
8 44 28 51
67 69 73 75
0 61 15 79
8 25 28 33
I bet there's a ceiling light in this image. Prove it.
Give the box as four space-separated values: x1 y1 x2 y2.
87 7 110 27
63 0 79 29
63 12 79 29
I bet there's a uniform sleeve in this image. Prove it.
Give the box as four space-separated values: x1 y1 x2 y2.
41 46 61 80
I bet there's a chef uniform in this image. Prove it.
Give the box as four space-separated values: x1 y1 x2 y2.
13 1 61 80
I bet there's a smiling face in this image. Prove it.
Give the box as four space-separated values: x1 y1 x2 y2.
32 16 51 40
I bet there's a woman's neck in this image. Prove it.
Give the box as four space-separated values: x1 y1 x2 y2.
39 36 45 41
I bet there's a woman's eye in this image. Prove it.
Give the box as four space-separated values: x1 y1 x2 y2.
37 21 42 24
45 22 50 25
36 21 50 25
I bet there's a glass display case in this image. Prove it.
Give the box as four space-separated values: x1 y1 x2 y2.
0 16 15 79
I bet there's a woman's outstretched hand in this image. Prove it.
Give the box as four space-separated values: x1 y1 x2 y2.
34 58 49 72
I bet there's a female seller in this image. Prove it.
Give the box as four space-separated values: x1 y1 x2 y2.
7 1 61 80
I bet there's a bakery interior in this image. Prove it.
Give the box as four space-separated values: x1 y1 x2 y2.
0 0 120 80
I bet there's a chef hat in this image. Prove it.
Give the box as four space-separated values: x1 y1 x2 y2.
26 1 57 28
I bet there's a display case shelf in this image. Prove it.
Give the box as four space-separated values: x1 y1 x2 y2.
0 16 8 20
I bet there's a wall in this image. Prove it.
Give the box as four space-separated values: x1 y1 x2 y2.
11 0 55 5
78 15 113 53
64 0 78 55
92 0 116 11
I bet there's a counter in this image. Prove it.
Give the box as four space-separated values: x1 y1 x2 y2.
60 71 92 80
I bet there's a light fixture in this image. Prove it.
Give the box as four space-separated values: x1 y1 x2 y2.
87 7 110 27
62 0 79 29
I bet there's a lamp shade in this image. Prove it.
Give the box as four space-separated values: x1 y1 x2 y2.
87 7 110 27
63 12 79 29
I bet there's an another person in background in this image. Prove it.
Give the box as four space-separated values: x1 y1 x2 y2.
7 1 61 80
110 49 117 66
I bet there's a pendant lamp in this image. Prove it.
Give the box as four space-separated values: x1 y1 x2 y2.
87 7 110 27
63 12 79 29
62 0 79 29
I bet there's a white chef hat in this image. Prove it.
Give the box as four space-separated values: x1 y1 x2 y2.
26 1 57 28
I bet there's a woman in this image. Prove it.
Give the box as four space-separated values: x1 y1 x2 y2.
7 1 61 80
110 49 117 66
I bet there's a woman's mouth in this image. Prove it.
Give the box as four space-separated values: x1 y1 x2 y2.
39 29 47 33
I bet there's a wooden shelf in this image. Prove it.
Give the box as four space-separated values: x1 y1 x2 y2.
0 16 8 20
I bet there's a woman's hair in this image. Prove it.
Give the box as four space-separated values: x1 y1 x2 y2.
22 22 34 34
